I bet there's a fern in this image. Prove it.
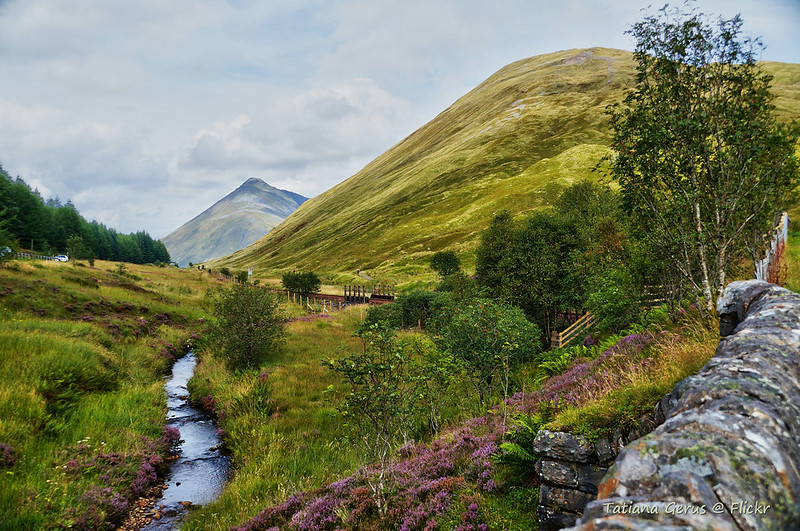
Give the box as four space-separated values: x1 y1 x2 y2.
499 441 536 463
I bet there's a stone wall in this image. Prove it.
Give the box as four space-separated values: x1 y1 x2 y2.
532 409 666 530
562 280 800 530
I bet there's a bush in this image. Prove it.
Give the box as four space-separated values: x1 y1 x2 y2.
430 299 541 406
282 271 321 296
363 291 451 330
363 303 402 329
210 283 286 370
435 271 476 299
324 322 420 514
585 265 643 332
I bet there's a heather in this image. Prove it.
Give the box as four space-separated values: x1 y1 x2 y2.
223 319 716 531
0 259 211 529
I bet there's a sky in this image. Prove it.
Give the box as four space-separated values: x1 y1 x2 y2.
0 0 798 239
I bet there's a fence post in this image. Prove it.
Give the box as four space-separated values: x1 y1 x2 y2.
550 331 561 349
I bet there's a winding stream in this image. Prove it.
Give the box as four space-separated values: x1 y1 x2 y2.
142 352 231 530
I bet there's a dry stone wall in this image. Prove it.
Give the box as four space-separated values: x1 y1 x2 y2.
532 409 666 530
562 280 800 530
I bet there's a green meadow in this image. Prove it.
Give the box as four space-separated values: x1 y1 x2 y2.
0 259 213 529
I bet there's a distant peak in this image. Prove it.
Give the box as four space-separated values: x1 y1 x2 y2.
243 177 265 185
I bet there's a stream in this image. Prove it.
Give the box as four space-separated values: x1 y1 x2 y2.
141 352 231 530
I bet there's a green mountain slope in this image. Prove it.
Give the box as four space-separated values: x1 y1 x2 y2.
162 178 306 267
210 48 800 285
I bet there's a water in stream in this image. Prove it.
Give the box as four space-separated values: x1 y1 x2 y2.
142 352 231 530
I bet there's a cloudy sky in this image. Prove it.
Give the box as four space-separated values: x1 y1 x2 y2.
1 0 798 239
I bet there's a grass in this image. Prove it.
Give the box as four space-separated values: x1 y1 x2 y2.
209 48 638 285
0 258 213 529
783 230 800 293
544 325 717 440
182 307 368 530
177 292 721 530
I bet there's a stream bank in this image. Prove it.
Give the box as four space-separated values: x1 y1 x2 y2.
137 352 231 530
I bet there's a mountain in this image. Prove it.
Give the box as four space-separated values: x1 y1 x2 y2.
161 178 307 267
208 48 800 285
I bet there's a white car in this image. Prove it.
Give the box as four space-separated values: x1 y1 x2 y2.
55 255 69 262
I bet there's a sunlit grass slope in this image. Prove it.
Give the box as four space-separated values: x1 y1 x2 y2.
210 50 800 286
210 48 634 282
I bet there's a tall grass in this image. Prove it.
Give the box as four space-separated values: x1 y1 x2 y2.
784 231 800 293
0 258 211 529
547 329 717 438
183 308 367 530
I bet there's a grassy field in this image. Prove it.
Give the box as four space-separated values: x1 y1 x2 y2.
182 309 365 530
177 297 722 530
0 258 216 530
208 50 800 288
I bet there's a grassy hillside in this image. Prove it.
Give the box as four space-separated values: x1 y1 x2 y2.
0 258 217 529
209 49 800 286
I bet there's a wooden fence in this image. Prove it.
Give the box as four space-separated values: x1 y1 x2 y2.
550 312 597 349
282 285 396 313
343 285 395 304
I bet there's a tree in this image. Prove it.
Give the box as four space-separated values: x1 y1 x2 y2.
608 4 800 312
66 234 88 264
210 283 286 370
324 322 421 515
429 250 461 277
430 298 540 406
475 210 515 294
281 271 321 296
511 213 584 335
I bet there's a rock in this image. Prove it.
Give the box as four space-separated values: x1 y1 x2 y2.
566 281 800 530
532 430 596 463
537 504 579 531
594 435 616 464
577 464 607 494
540 484 593 513
537 459 579 488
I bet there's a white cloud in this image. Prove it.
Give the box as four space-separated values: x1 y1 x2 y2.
181 78 412 182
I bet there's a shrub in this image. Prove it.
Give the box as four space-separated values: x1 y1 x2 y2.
363 291 450 330
363 303 402 329
210 283 286 370
585 265 643 332
324 322 421 515
430 299 541 406
282 271 321 296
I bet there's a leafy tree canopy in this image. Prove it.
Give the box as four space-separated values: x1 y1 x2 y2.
281 271 321 296
429 250 461 277
0 169 170 264
608 3 800 311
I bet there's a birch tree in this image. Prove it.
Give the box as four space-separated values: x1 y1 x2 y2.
608 4 799 313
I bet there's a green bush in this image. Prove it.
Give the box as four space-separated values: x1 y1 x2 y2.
363 291 450 330
430 298 541 405
210 283 286 370
585 265 643 332
363 303 401 329
282 271 321 296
